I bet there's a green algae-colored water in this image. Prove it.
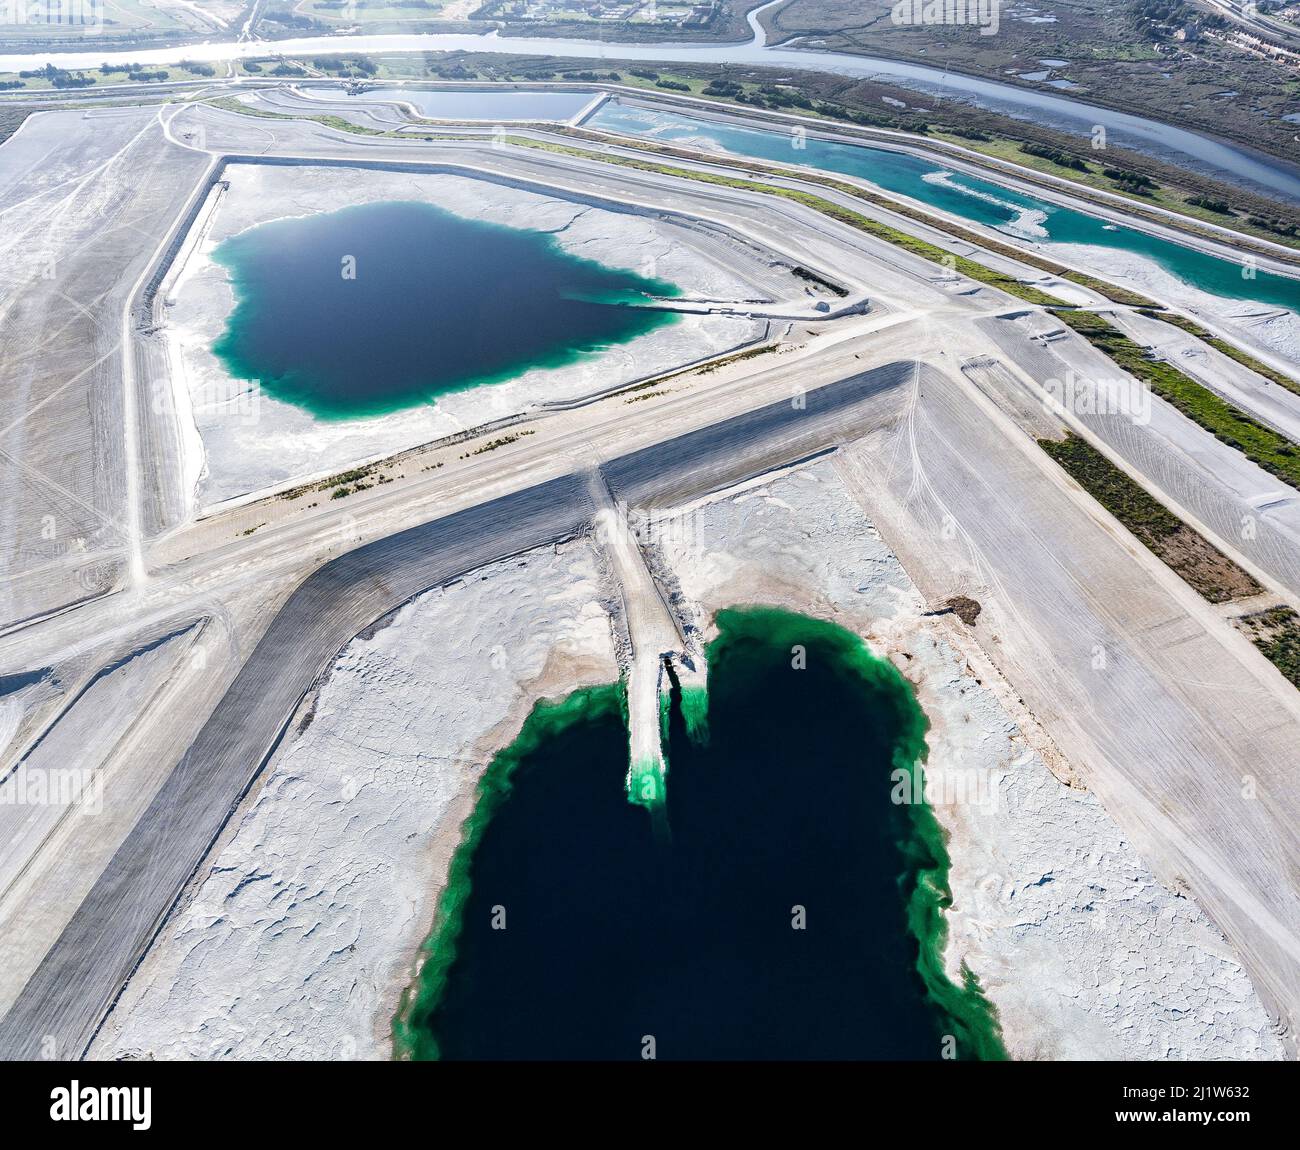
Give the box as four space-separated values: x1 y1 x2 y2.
210 199 681 420
394 606 1006 1061
591 103 1300 315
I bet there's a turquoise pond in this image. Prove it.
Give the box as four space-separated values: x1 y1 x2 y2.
589 103 1300 315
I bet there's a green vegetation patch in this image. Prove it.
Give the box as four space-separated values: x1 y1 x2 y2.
1020 141 1087 172
1236 606 1300 689
460 429 535 458
208 95 388 135
1138 309 1300 400
515 135 1061 307
1038 433 1262 603
1054 310 1300 491
205 91 1165 310
556 128 1162 307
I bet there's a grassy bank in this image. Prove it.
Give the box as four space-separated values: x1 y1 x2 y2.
293 47 1300 254
510 134 1063 307
556 125 1161 307
208 95 387 135
1236 607 1300 690
1039 434 1261 603
0 107 29 145
1037 431 1300 692
202 92 1160 309
1054 310 1300 491
1139 309 1300 400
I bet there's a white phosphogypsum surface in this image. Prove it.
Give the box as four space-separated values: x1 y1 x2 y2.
594 504 678 802
89 538 617 1060
597 101 1300 368
84 457 1287 1060
165 164 796 508
1041 241 1300 366
653 460 1285 1060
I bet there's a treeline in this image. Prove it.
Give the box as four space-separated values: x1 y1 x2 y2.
312 56 380 76
1104 167 1157 195
11 60 222 88
241 60 312 77
17 64 94 88
1246 214 1300 238
1130 0 1230 38
1187 193 1230 214
1021 141 1087 171
633 69 927 134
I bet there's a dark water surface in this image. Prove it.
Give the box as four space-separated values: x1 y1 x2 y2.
211 199 680 419
396 607 1005 1061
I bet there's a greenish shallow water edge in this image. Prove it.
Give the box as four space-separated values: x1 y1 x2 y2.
394 606 1007 1061
591 103 1300 315
211 199 681 420
391 681 627 1061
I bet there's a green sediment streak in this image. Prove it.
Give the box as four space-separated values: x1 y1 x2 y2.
395 606 1006 1060
209 199 681 421
678 685 710 746
626 665 670 813
628 756 667 811
515 126 1162 307
663 658 709 746
899 766 1008 1062
706 606 1008 1060
391 681 625 1061
510 135 1065 308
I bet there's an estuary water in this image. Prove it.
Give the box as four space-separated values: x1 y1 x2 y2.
590 101 1300 315
3 0 1297 200
210 199 679 419
395 607 1006 1062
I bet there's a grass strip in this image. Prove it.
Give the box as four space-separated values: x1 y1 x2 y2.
208 95 387 135
507 134 1062 306
1236 607 1300 689
559 124 1161 308
1138 309 1300 400
203 93 1159 308
1054 310 1300 490
1038 433 1262 603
